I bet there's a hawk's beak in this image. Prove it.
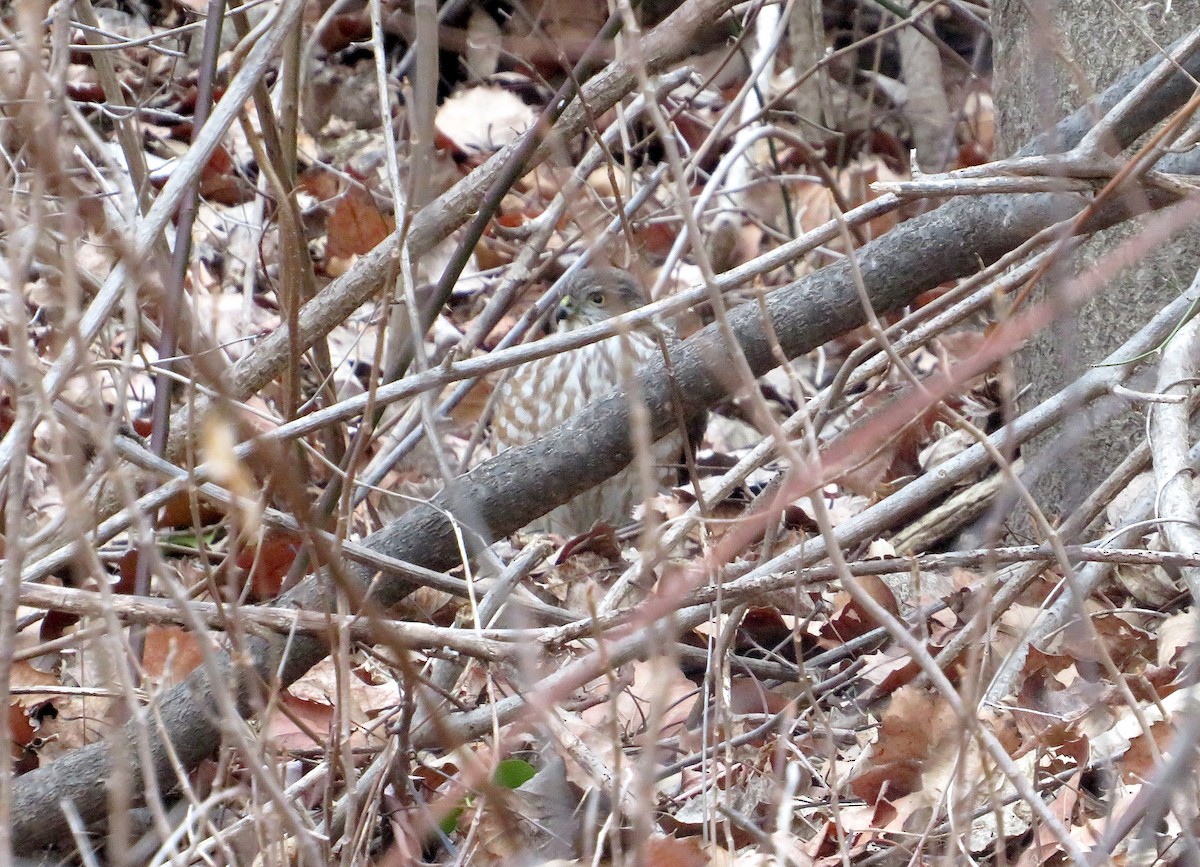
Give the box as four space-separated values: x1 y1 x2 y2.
555 296 575 324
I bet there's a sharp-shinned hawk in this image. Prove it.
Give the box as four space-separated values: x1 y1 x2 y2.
491 268 680 535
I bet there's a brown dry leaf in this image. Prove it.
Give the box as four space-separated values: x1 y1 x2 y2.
671 750 777 833
9 659 62 767
474 755 581 863
1012 667 1112 743
1087 688 1194 769
372 813 425 867
502 0 608 61
1110 559 1178 608
556 523 623 564
232 530 303 602
775 158 903 244
142 625 207 686
642 835 709 867
1157 607 1199 667
9 658 61 708
540 547 625 611
1013 768 1081 867
834 388 938 497
266 694 333 752
932 329 989 364
856 688 1035 854
849 686 943 803
580 655 696 746
917 422 974 473
9 703 38 772
873 688 943 764
555 709 629 798
805 800 898 863
154 488 227 531
916 708 1036 854
289 657 402 721
29 694 114 762
649 484 747 547
959 90 995 162
1120 720 1172 783
148 143 253 206
857 645 922 695
1054 612 1155 672
730 609 797 661
818 575 899 643
298 163 343 201
197 145 255 205
394 585 456 627
586 164 624 199
325 181 395 277
446 377 495 427
265 657 400 752
681 676 793 736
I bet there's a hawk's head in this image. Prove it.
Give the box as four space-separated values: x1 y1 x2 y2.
554 268 649 330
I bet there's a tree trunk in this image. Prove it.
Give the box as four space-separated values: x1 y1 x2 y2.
995 1 1199 523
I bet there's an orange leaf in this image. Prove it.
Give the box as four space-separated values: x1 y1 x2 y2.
234 531 303 601
326 183 394 268
141 625 206 685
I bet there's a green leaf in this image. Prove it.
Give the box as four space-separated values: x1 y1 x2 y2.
439 759 537 837
439 805 464 836
493 758 536 789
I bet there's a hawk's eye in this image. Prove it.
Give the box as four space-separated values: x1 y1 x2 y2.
588 291 606 306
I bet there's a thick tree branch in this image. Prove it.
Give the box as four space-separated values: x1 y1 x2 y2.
12 30 1200 856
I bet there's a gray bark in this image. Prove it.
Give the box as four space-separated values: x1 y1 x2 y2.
898 2 954 170
995 1 1200 521
788 0 827 129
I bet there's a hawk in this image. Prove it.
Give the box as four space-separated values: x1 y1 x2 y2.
490 268 681 535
